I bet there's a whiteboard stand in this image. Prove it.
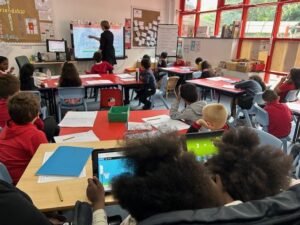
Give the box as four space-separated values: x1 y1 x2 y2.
156 24 178 58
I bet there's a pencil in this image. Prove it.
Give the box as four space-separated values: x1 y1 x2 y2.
63 136 75 141
56 186 63 202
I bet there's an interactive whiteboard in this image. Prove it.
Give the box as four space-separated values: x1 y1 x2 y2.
71 24 125 60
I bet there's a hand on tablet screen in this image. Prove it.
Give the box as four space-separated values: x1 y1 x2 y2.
86 176 105 210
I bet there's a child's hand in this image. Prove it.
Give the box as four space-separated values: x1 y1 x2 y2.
196 119 209 128
40 83 45 88
86 176 105 210
280 77 286 83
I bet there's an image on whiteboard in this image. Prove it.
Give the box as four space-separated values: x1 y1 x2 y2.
72 24 125 59
25 18 39 35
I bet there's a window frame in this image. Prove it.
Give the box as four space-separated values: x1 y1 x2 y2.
178 0 300 81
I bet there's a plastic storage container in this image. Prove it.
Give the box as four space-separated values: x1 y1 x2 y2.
108 105 130 122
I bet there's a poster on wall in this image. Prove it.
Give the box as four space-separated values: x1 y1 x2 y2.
132 7 160 47
125 18 131 49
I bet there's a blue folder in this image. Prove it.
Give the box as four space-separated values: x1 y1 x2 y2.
36 146 93 177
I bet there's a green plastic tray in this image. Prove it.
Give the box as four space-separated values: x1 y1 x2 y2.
108 105 130 122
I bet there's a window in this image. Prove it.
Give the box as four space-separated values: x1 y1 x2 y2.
250 0 277 3
200 0 218 12
185 0 198 11
278 3 300 38
225 0 243 5
181 15 196 37
199 13 216 37
245 6 276 37
240 40 269 63
219 10 242 35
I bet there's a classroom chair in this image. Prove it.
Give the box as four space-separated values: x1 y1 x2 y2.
285 89 299 102
249 127 283 150
234 92 265 127
166 76 180 98
57 87 87 121
253 104 289 153
21 91 48 120
15 55 30 69
0 162 13 184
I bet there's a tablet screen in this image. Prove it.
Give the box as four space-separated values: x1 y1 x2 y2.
185 131 223 162
96 151 129 191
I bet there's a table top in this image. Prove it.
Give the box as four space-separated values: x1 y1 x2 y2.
160 66 196 74
287 100 300 114
16 140 120 212
41 74 142 89
60 110 171 140
187 76 244 94
32 61 78 65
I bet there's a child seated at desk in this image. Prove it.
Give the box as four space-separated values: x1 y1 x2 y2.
156 52 168 81
187 103 228 133
19 63 45 90
262 89 292 138
173 55 186 67
0 56 14 76
195 57 203 71
136 58 156 110
200 61 214 79
170 83 206 125
0 92 48 185
86 52 113 74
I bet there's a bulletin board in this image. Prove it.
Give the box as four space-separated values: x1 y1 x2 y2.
132 7 160 47
0 0 54 43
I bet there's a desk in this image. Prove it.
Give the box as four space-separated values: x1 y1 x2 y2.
287 101 300 143
32 61 78 74
17 141 120 212
60 110 170 140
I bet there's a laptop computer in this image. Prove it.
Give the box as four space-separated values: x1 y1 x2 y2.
92 148 130 192
185 130 224 162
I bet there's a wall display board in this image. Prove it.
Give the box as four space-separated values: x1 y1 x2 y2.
132 7 160 47
0 0 54 42
71 23 125 60
155 24 178 57
181 38 238 67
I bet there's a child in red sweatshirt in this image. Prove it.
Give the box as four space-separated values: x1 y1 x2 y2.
262 89 292 138
86 51 113 74
0 92 48 185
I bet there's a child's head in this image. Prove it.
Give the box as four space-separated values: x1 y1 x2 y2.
179 83 198 104
59 62 81 87
207 127 292 203
201 61 211 71
202 103 228 130
0 74 20 99
142 54 151 61
160 52 168 59
249 75 266 91
195 57 203 65
141 58 151 70
8 92 40 125
93 52 102 63
112 132 222 221
19 63 35 81
0 56 9 71
262 89 279 103
290 68 300 89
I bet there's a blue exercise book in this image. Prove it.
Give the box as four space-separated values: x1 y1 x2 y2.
36 146 93 177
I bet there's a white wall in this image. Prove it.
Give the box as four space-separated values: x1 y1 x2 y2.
5 0 171 74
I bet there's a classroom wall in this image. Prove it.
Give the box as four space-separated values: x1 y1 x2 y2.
5 0 172 75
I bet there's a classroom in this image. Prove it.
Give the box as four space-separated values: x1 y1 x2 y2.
0 0 300 224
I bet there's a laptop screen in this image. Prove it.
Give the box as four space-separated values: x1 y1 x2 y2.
185 131 224 162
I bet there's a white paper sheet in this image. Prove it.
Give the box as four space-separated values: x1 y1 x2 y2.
54 130 100 143
287 102 300 112
222 85 235 89
51 75 60 79
59 111 97 127
86 80 113 85
37 152 86 183
116 74 134 79
142 115 189 131
79 74 101 78
127 122 153 131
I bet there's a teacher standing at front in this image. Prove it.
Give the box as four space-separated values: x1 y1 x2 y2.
89 20 117 65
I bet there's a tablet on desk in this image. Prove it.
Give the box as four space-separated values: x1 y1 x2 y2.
92 148 130 192
185 130 224 162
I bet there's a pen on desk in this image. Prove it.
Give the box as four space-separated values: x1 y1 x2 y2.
63 136 75 141
146 118 161 121
56 186 64 202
